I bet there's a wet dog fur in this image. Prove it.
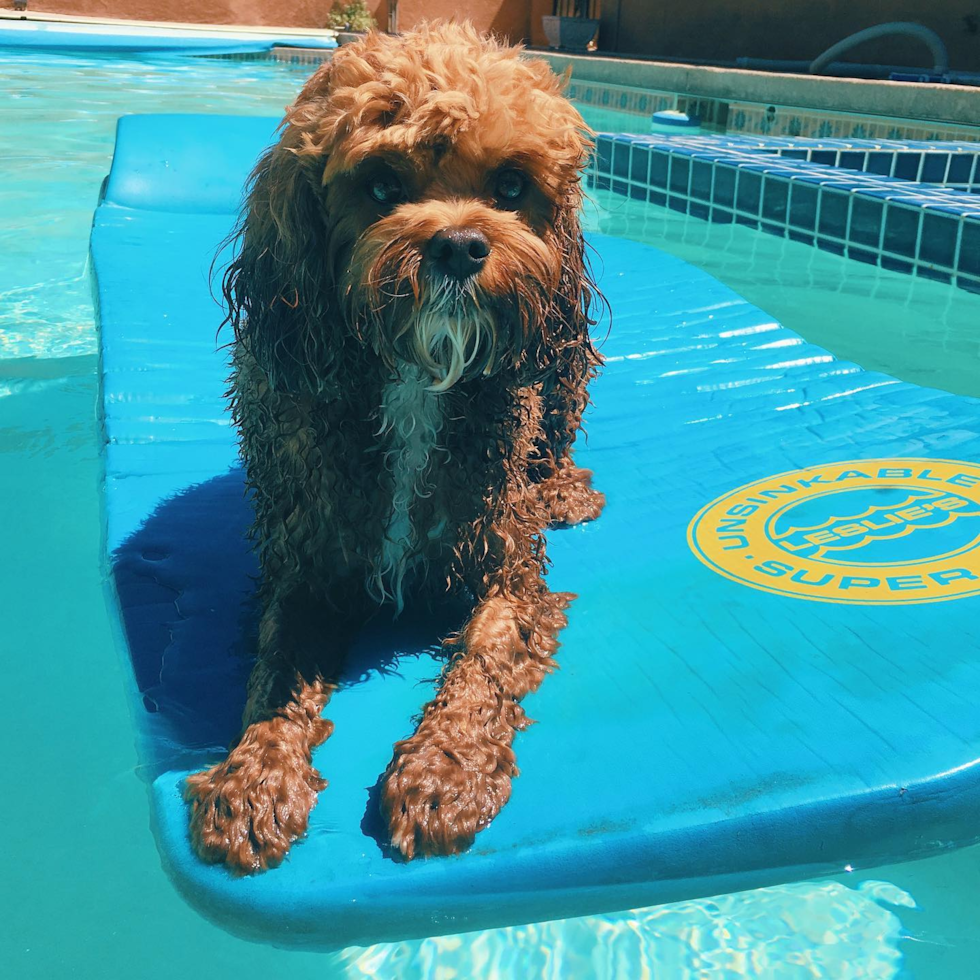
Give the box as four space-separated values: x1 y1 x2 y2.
184 22 604 873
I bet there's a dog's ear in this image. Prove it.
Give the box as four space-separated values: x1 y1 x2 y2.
221 138 340 394
527 193 604 392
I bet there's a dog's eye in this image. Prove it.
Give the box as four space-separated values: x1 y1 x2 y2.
494 169 526 205
368 175 404 207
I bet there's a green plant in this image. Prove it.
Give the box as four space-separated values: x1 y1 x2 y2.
326 0 377 32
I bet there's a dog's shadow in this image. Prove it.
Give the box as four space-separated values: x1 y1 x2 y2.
112 467 466 817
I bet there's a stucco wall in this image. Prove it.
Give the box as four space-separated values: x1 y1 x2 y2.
20 0 531 35
20 0 377 29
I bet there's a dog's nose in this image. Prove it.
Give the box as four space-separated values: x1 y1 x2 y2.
428 228 490 280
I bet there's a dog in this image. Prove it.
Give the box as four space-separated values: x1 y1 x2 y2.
184 22 605 874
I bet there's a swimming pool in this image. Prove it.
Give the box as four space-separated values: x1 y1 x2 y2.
4 48 980 979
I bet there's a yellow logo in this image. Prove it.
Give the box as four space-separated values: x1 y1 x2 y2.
687 459 980 604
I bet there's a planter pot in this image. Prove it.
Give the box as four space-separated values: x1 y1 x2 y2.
336 31 368 46
542 15 599 53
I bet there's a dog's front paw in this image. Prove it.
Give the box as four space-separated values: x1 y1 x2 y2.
381 731 516 860
541 464 605 527
184 727 326 875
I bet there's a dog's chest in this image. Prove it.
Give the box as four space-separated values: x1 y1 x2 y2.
373 363 447 609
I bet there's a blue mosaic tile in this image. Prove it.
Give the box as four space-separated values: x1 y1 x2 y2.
848 246 879 266
839 151 867 171
669 156 691 195
883 205 921 257
819 189 850 239
918 266 952 284
895 153 921 180
817 238 846 255
919 212 959 267
959 220 980 277
881 255 914 274
921 154 950 183
788 229 814 245
850 197 884 248
948 155 975 183
792 171 825 186
650 151 669 189
859 187 912 202
596 139 612 174
922 201 975 217
789 182 818 231
736 170 762 214
762 176 789 223
590 132 980 294
713 167 736 208
690 160 713 201
629 145 651 184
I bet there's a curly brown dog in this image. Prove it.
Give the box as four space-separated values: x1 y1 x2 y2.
184 22 604 873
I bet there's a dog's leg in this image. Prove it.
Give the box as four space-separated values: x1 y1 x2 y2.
381 544 569 859
532 352 605 528
184 592 350 874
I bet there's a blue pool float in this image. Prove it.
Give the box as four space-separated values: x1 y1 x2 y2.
92 114 980 949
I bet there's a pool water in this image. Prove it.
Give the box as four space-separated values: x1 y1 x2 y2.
582 190 980 402
3 50 980 980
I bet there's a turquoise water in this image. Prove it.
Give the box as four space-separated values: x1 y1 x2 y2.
582 191 980 402
3 50 980 979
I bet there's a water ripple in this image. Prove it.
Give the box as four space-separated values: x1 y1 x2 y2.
342 880 916 979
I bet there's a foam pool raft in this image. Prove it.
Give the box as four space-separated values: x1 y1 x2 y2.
93 114 980 950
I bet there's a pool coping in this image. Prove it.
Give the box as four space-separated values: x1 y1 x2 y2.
533 50 980 131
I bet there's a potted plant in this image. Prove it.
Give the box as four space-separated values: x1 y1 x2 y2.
542 0 601 54
327 0 377 45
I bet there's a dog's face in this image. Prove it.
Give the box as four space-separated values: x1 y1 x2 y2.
228 25 594 394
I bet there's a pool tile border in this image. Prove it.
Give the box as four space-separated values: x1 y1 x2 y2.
589 133 980 295
565 79 980 144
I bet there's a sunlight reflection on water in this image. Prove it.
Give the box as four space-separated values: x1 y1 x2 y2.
344 880 916 979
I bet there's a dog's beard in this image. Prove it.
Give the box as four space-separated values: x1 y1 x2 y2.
405 279 498 392
347 220 557 389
